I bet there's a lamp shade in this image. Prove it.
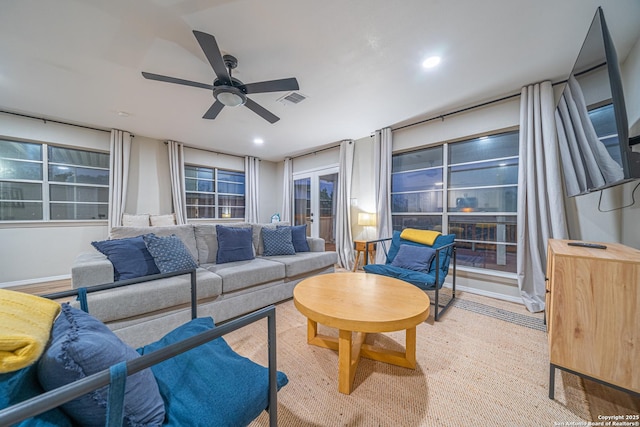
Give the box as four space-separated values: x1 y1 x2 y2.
357 212 376 226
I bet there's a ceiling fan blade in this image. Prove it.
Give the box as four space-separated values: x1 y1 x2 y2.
203 100 225 120
243 77 299 94
192 30 231 85
142 72 213 90
245 98 279 123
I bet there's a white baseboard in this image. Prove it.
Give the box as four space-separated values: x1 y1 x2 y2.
442 282 523 305
0 274 71 289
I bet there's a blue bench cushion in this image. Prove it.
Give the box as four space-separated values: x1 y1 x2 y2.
138 317 288 427
364 264 444 289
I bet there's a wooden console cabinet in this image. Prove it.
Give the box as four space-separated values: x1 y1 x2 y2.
546 239 640 399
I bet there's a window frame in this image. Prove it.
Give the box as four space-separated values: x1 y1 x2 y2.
391 128 519 275
0 138 110 223
184 164 246 220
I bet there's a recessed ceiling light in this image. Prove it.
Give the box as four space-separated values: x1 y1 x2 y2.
116 111 130 117
422 56 441 69
253 138 264 145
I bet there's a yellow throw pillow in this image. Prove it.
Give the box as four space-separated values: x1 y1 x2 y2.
0 289 61 373
400 228 441 246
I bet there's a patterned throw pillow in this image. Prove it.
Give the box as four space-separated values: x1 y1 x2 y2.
262 227 296 256
142 234 198 273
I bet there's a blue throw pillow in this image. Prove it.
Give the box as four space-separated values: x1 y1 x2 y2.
262 227 296 256
137 317 288 427
216 225 255 264
143 233 198 273
387 231 455 273
37 304 165 427
390 244 436 272
92 236 160 281
0 364 73 426
277 225 310 252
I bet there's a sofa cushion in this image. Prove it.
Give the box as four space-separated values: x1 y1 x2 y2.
110 224 198 262
0 364 73 426
137 317 287 427
216 225 255 264
194 224 218 264
143 234 198 274
91 236 160 281
262 227 295 256
204 258 285 293
263 251 337 278
38 304 165 427
277 225 310 252
73 268 222 324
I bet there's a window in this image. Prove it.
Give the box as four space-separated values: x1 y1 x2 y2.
391 130 519 273
185 166 245 219
0 139 109 221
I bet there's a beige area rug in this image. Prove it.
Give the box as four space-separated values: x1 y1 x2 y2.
223 291 593 427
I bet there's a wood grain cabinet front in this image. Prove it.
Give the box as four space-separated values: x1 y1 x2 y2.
546 239 640 399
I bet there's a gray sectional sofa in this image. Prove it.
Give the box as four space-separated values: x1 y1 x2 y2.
71 222 337 347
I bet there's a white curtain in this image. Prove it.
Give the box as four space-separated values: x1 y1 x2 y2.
108 129 131 231
555 76 623 196
517 81 569 312
245 156 260 223
336 140 355 269
374 127 393 264
281 157 292 223
167 140 187 225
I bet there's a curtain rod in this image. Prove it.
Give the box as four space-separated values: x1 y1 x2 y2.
391 78 567 133
164 140 247 160
0 109 130 135
289 139 353 160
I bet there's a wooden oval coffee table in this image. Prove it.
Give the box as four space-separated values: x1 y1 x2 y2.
293 272 430 394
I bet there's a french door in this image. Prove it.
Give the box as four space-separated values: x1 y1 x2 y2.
293 167 338 251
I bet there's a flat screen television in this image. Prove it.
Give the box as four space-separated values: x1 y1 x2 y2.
555 7 640 197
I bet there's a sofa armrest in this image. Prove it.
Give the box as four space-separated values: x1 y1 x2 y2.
306 237 326 252
71 250 114 289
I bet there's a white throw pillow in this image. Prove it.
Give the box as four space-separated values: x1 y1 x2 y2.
122 213 150 227
150 214 176 226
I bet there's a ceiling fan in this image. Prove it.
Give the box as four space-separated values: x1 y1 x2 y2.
142 30 299 123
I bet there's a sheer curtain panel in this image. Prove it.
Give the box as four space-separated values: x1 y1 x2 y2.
336 140 355 269
108 129 131 231
374 128 393 264
517 81 568 312
245 156 260 223
167 140 187 224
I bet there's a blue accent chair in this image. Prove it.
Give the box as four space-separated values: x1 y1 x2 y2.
363 231 457 321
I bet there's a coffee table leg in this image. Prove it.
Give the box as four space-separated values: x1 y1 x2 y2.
307 318 318 343
406 326 417 369
338 329 352 394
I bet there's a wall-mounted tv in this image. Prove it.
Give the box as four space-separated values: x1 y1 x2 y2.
555 7 640 197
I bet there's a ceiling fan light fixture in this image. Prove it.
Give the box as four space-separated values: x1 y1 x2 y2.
215 87 246 107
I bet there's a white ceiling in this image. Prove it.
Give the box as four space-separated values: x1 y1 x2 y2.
1 0 639 161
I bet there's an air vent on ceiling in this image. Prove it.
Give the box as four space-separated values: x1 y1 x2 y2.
277 92 307 105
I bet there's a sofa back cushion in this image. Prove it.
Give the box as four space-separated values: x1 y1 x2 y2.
110 224 198 262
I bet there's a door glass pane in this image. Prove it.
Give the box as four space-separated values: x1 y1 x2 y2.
319 173 337 251
294 178 311 234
